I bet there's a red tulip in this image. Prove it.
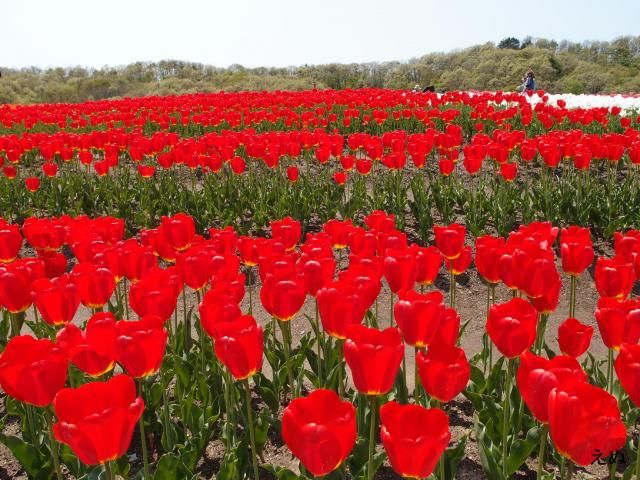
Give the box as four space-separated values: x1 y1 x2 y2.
32 274 81 326
411 245 442 286
434 223 466 259
486 298 538 358
137 165 155 178
56 312 118 376
529 277 561 314
380 402 451 479
394 290 445 347
0 223 22 263
444 245 472 275
595 297 640 350
383 248 417 294
595 256 635 300
365 211 396 232
516 351 585 423
39 250 68 278
298 255 336 296
270 217 301 252
0 261 34 313
343 325 404 395
129 267 180 322
333 171 347 185
323 219 354 249
547 380 626 466
115 316 168 378
25 176 40 192
71 262 116 309
615 343 640 407
43 162 58 178
317 281 368 339
557 317 593 357
286 166 299 182
120 241 157 283
260 274 306 321
475 235 506 284
560 227 594 276
53 375 144 465
160 213 196 252
499 162 517 181
0 335 67 407
281 389 356 476
417 342 470 402
237 236 262 267
211 315 263 380
199 290 242 337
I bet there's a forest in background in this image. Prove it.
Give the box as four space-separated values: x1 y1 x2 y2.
1 36 639 104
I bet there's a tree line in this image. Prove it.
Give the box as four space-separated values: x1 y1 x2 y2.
1 36 639 104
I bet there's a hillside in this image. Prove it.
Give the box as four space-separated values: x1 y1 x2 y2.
1 36 639 104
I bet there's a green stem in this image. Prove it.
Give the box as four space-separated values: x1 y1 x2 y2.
243 379 260 480
635 432 640 480
45 408 63 480
315 299 323 387
248 267 253 315
137 380 150 479
503 359 513 478
569 275 576 318
389 291 394 327
607 349 614 393
368 396 377 480
105 461 115 480
223 370 235 447
279 320 295 398
449 268 456 308
338 339 345 398
414 347 420 405
537 424 548 480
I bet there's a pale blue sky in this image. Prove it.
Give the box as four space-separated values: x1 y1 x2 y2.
3 0 639 69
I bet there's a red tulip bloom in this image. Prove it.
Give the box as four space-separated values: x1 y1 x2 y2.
499 162 517 181
237 236 262 267
176 248 211 291
129 267 180 322
411 245 442 286
160 213 196 252
560 227 594 276
120 242 157 283
53 375 144 465
43 162 58 178
32 274 81 326
270 217 301 252
137 165 155 178
323 219 354 249
444 245 472 275
434 223 466 260
394 290 445 347
547 380 626 466
595 297 640 350
0 223 22 263
558 317 593 357
365 211 396 232
383 248 417 294
595 257 635 300
25 176 40 192
333 171 347 185
56 312 118 376
529 277 561 314
260 274 306 321
380 402 451 479
486 298 538 358
417 342 470 403
3 165 16 179
115 316 168 378
211 315 263 380
39 250 68 278
299 255 336 296
516 351 586 423
71 262 116 309
0 335 68 407
0 261 34 313
317 281 368 339
475 235 506 284
615 343 640 407
199 291 242 338
281 389 356 477
286 166 299 182
343 325 404 395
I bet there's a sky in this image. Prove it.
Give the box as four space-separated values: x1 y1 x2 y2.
3 0 639 69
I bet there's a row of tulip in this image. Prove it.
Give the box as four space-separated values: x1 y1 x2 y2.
1 211 640 479
0 90 635 137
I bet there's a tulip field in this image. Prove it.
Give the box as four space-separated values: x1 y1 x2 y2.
1 89 640 480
